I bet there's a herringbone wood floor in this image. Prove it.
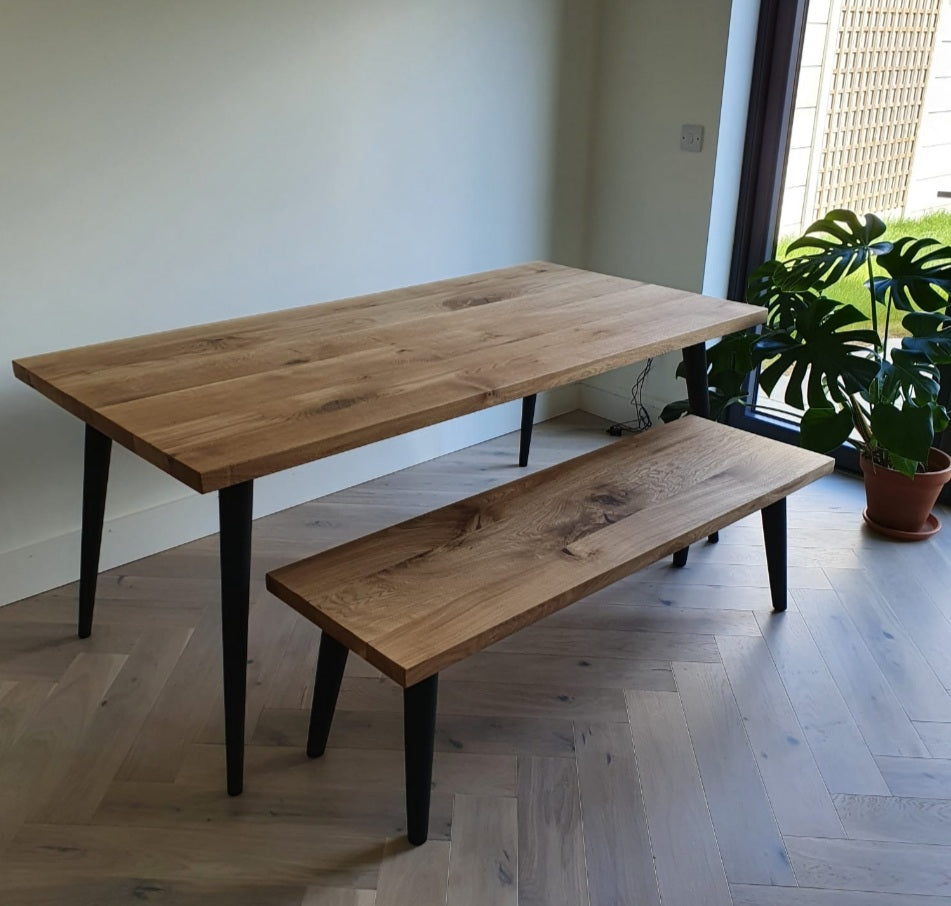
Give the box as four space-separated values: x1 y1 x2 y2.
2 412 951 905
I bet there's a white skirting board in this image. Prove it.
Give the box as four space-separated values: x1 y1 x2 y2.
0 387 578 608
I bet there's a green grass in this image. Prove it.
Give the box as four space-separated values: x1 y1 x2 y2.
776 210 951 337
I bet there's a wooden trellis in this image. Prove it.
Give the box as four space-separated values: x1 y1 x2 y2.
815 0 942 219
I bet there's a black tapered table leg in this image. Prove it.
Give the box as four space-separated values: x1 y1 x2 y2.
219 480 254 796
761 498 787 612
519 394 537 467
78 426 112 639
673 343 716 566
307 632 349 758
682 342 710 419
404 673 439 846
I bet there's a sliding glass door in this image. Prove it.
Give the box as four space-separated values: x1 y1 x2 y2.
726 0 951 471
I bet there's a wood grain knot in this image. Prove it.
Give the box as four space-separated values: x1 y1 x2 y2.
443 295 503 310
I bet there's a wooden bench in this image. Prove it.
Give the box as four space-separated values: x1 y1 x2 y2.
265 416 833 844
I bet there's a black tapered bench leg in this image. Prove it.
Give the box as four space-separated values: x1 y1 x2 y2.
219 480 254 796
761 498 787 612
518 394 537 467
672 531 718 568
78 425 112 639
404 673 439 846
307 632 350 758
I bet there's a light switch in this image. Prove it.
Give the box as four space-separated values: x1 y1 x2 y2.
680 124 704 152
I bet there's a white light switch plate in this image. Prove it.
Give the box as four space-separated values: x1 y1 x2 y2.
680 124 704 152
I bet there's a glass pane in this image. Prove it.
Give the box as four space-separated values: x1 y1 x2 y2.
752 0 951 424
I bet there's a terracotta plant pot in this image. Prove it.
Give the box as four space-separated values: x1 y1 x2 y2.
860 447 951 540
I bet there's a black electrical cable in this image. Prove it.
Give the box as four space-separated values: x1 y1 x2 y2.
607 357 653 436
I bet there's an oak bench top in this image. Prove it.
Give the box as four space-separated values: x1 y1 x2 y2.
13 262 766 493
266 416 833 687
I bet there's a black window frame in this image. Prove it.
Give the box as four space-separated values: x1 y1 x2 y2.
722 0 863 472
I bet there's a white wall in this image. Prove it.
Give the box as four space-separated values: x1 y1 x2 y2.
0 0 597 605
578 0 746 421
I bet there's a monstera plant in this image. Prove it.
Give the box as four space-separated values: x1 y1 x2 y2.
748 209 951 477
665 209 951 536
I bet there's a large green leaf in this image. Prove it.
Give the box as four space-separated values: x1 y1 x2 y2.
799 406 855 453
870 402 934 470
746 259 820 328
903 310 951 335
659 399 689 423
876 352 941 402
665 331 759 423
785 210 892 289
871 236 951 312
899 310 951 365
706 330 756 383
753 296 879 409
673 331 757 381
886 453 920 479
932 400 950 436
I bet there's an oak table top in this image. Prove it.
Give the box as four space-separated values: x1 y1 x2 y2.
13 261 765 493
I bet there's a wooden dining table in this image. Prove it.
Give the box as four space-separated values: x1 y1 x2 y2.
12 260 766 794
